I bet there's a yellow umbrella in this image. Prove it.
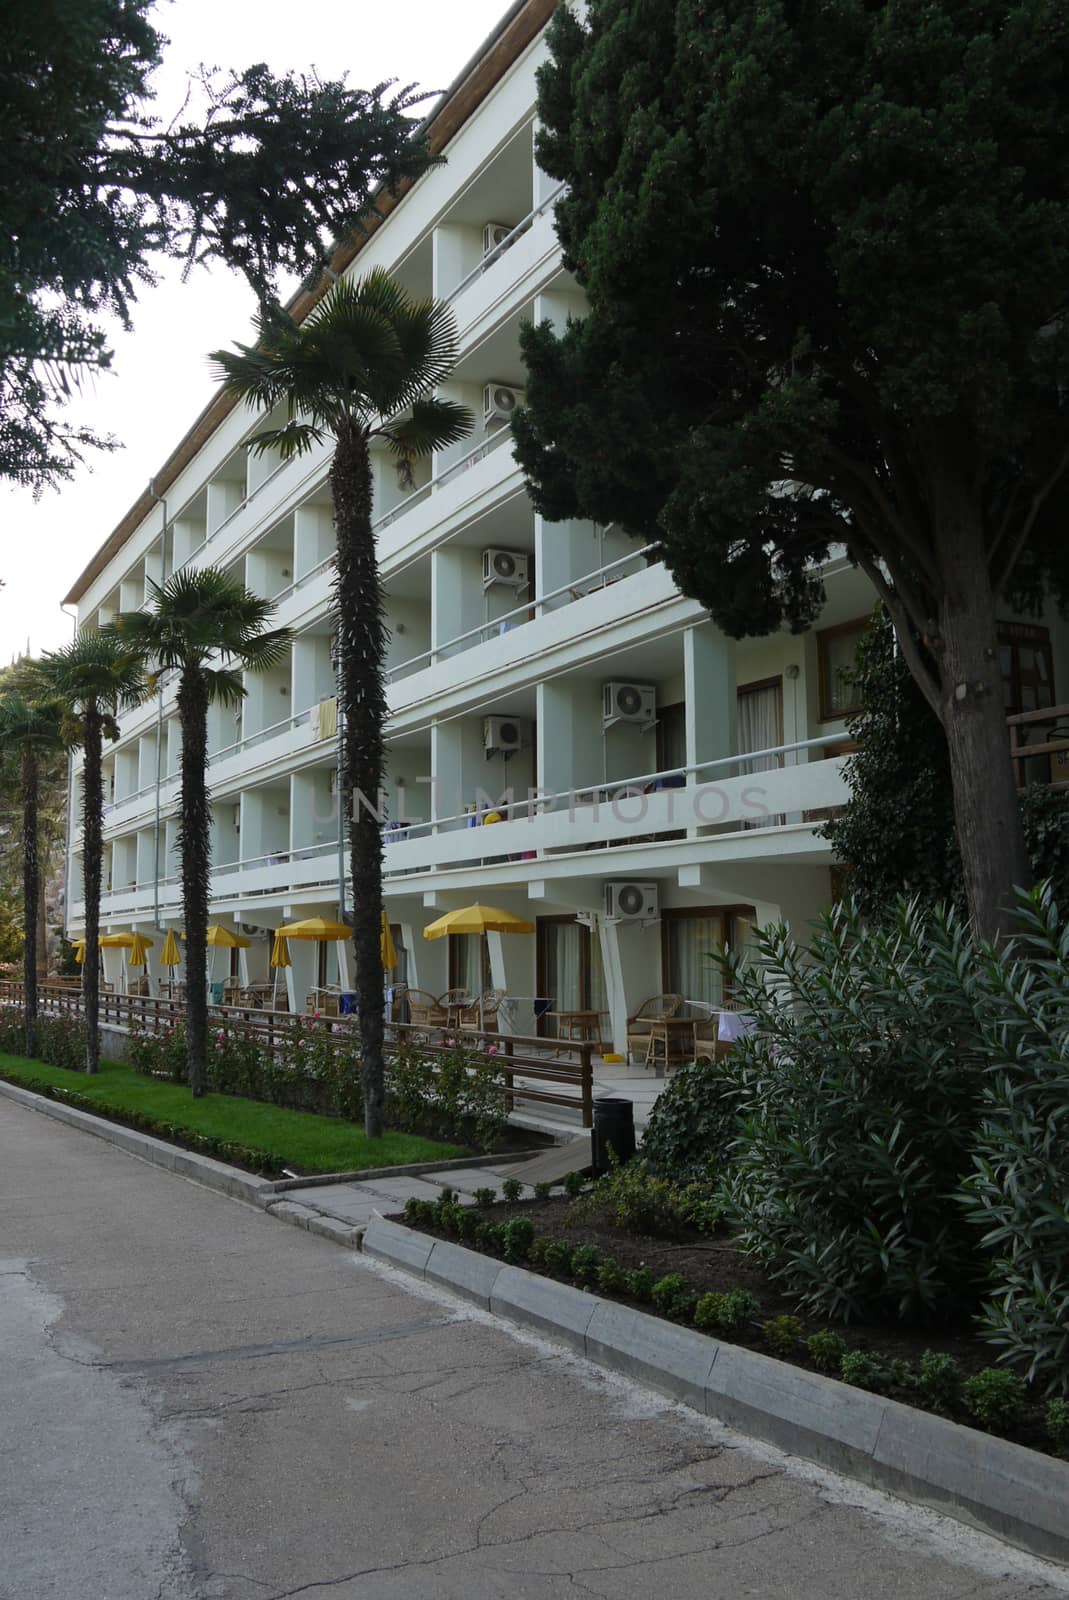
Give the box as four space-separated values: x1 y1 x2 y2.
270 930 292 968
72 938 86 965
127 931 153 969
277 917 353 940
381 910 398 972
422 904 534 940
179 926 252 948
160 930 181 968
99 932 155 949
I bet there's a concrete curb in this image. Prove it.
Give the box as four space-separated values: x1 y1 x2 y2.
264 1149 544 1193
359 1219 1069 1569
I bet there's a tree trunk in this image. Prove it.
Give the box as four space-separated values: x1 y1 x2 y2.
937 513 1031 942
330 430 387 1140
178 669 211 1097
22 752 39 1058
81 705 103 1073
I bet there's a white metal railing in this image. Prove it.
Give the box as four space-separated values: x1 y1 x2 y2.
448 181 567 302
436 421 516 491
386 542 657 681
387 734 843 844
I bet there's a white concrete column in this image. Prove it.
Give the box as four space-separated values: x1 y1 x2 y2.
684 623 736 780
597 917 660 1058
431 223 482 300
294 502 334 579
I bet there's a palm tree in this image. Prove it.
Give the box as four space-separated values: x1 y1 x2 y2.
110 569 291 1096
211 270 473 1138
0 688 68 1057
42 634 147 1073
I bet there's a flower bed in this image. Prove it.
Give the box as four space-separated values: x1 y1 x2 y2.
392 1181 1069 1463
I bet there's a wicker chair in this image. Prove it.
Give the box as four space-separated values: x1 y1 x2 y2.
457 988 505 1033
406 988 448 1030
625 993 683 1065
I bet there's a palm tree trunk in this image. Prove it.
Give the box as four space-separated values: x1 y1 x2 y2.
81 704 103 1073
22 751 39 1058
331 429 387 1139
178 668 211 1097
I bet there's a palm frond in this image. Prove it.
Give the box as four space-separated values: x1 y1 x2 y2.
42 631 149 713
246 421 324 461
202 667 247 708
227 626 293 672
381 399 475 487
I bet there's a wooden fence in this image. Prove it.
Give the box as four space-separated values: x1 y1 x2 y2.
0 981 594 1128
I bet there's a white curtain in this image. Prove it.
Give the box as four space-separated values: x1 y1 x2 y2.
665 914 725 1007
737 683 784 826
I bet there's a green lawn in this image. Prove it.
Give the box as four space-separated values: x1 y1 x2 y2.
0 1055 464 1174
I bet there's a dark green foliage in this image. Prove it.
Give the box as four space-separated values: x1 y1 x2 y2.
694 1289 760 1335
501 1217 534 1264
517 0 1069 937
453 1207 484 1245
533 1181 553 1201
717 900 985 1324
530 1237 552 1265
0 1009 84 1070
963 1368 1027 1431
650 1273 695 1320
824 612 1069 911
570 1244 601 1285
918 1351 964 1415
840 1352 894 1396
762 1316 802 1358
437 1186 457 1206
481 1222 507 1255
3 0 433 489
404 1196 434 1227
501 1177 524 1203
1046 1399 1069 1458
562 1170 587 1199
806 1331 848 1375
640 1058 742 1184
473 1186 497 1207
627 1266 656 1303
543 1240 576 1278
958 889 1069 1394
596 1258 629 1295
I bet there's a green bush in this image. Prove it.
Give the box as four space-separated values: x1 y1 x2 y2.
717 899 985 1325
693 1289 760 1333
533 1181 553 1201
543 1240 575 1277
917 1350 963 1414
472 1186 496 1207
651 1272 695 1319
596 1258 629 1294
501 1217 534 1263
762 1315 802 1357
1045 1398 1069 1457
640 1056 742 1183
501 1177 523 1203
840 1351 893 1394
628 1265 656 1302
963 1368 1026 1431
567 1163 696 1238
454 1207 484 1244
806 1330 848 1374
563 1170 587 1199
570 1244 601 1285
958 888 1069 1394
530 1236 551 1264
404 1197 434 1227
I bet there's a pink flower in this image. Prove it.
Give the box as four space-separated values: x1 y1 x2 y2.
487 1044 498 1056
445 1037 455 1046
313 1009 322 1017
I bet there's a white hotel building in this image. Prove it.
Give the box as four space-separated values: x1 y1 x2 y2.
61 0 1064 1051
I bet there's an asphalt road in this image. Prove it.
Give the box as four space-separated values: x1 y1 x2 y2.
2 1097 1068 1600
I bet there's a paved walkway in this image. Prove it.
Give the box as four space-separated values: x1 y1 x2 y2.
4 1096 1069 1599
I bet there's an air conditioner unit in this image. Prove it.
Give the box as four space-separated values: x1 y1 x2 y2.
482 548 529 590
240 923 259 936
483 222 513 255
484 383 524 426
603 681 656 726
605 881 659 921
484 715 525 753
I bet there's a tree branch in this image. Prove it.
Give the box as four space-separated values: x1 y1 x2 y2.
994 444 1069 596
854 548 944 722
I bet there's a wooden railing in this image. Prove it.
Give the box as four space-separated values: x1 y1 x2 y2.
1007 703 1069 793
0 981 595 1127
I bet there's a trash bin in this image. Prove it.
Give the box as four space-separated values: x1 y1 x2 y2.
591 1096 636 1176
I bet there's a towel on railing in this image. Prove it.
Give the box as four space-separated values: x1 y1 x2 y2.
312 697 338 741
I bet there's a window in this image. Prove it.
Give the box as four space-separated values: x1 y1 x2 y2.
660 907 757 1007
656 701 687 774
737 678 784 827
998 620 1054 715
818 618 869 721
536 916 606 1033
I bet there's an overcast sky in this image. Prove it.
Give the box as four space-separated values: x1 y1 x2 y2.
0 0 512 662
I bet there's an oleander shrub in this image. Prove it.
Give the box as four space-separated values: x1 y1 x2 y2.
958 888 1069 1394
962 1368 1027 1431
640 1055 743 1183
716 898 986 1325
0 1006 86 1068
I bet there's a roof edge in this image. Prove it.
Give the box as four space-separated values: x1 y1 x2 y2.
63 0 556 608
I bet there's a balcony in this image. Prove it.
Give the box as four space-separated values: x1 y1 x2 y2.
1008 704 1069 789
